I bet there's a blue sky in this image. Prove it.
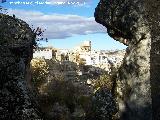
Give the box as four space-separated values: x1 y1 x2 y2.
1 0 126 50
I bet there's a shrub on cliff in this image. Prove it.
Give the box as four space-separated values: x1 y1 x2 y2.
87 73 118 120
91 87 117 120
93 74 113 92
31 58 49 88
39 78 93 120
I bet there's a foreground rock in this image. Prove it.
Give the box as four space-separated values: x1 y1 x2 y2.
95 0 160 119
0 14 42 119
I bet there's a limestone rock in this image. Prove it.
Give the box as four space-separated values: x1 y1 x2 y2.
94 0 157 119
0 14 42 119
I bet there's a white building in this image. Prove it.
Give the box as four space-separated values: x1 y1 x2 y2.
74 40 91 52
33 49 52 59
33 41 125 72
79 52 92 65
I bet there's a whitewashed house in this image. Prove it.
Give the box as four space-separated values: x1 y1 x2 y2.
33 48 52 59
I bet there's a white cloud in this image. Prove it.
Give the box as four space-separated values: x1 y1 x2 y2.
7 9 106 39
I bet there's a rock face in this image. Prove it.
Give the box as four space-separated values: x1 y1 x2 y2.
146 0 160 119
0 14 42 119
95 0 160 119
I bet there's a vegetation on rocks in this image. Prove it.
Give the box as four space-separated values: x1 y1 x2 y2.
31 58 118 120
93 74 113 92
0 13 42 119
31 58 49 88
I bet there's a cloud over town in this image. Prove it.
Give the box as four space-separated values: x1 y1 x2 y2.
7 9 106 39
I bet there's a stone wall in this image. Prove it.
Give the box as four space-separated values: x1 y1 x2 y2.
95 0 160 119
0 14 42 119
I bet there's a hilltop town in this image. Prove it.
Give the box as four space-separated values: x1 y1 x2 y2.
33 41 125 74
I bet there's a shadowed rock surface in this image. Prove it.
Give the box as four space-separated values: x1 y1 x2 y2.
146 0 160 119
0 14 42 119
95 0 160 120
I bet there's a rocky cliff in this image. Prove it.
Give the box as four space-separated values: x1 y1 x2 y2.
147 0 160 119
95 0 160 119
0 14 42 119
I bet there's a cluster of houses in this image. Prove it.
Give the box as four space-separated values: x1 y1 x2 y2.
33 41 125 72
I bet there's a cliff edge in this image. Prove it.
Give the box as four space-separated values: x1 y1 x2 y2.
95 0 160 119
0 14 42 119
